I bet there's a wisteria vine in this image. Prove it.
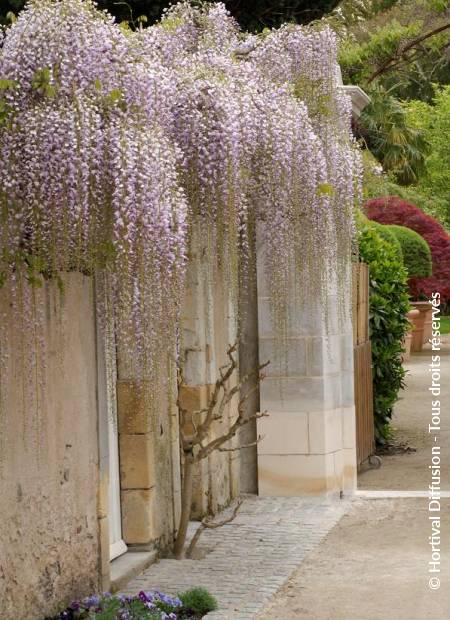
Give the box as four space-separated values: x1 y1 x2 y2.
0 0 361 395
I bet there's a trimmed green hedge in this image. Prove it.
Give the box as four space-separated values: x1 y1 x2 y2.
371 222 403 263
386 224 432 278
357 217 410 443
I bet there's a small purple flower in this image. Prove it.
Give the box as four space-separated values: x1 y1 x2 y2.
138 590 149 602
82 595 101 608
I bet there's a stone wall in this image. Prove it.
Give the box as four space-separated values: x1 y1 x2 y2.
180 228 241 518
0 229 358 619
116 367 181 552
0 274 100 620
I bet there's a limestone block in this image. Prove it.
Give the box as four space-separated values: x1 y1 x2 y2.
323 294 347 336
121 489 155 544
260 375 341 412
307 335 342 376
258 453 335 496
341 370 355 407
258 411 309 455
342 447 357 493
117 380 152 434
184 349 208 386
308 409 343 455
119 434 155 490
230 452 240 499
259 337 307 377
170 438 182 528
98 515 110 586
341 406 356 450
258 297 324 338
332 450 344 492
179 384 208 412
341 334 354 372
97 468 109 519
178 384 210 438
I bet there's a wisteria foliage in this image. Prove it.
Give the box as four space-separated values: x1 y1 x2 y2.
0 0 361 385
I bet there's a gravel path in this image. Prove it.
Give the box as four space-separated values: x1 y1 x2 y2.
256 497 450 620
359 342 450 491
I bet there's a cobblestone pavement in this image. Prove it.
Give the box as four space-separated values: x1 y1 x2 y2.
122 496 349 619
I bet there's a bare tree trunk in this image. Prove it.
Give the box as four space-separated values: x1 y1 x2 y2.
173 454 194 558
174 344 268 558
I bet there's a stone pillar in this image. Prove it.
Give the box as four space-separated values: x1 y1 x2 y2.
238 222 260 494
256 242 357 497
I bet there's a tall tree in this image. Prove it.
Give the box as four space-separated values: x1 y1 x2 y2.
335 0 450 102
356 86 429 184
405 86 450 222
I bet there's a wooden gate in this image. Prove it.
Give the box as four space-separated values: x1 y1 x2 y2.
352 262 375 466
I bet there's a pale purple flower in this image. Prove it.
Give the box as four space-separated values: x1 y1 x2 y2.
0 0 361 385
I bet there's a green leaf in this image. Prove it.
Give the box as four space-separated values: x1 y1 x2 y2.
0 79 18 90
317 183 335 197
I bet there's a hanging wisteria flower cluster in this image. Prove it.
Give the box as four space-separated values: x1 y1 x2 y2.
0 0 361 387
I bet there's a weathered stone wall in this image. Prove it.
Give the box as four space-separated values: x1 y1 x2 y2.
0 274 100 620
117 367 181 551
180 228 240 519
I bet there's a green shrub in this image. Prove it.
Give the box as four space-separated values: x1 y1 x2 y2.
371 222 403 263
178 588 218 619
386 224 432 278
357 217 411 442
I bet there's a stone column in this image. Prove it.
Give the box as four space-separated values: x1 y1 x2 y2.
256 242 357 497
238 222 260 494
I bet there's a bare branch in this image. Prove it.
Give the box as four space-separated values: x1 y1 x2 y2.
185 499 243 558
202 499 243 529
196 410 268 461
366 22 450 84
193 343 239 444
218 435 265 452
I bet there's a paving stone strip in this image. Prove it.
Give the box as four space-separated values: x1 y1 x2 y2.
122 496 349 619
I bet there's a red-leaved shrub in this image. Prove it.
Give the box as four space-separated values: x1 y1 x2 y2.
365 197 450 305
